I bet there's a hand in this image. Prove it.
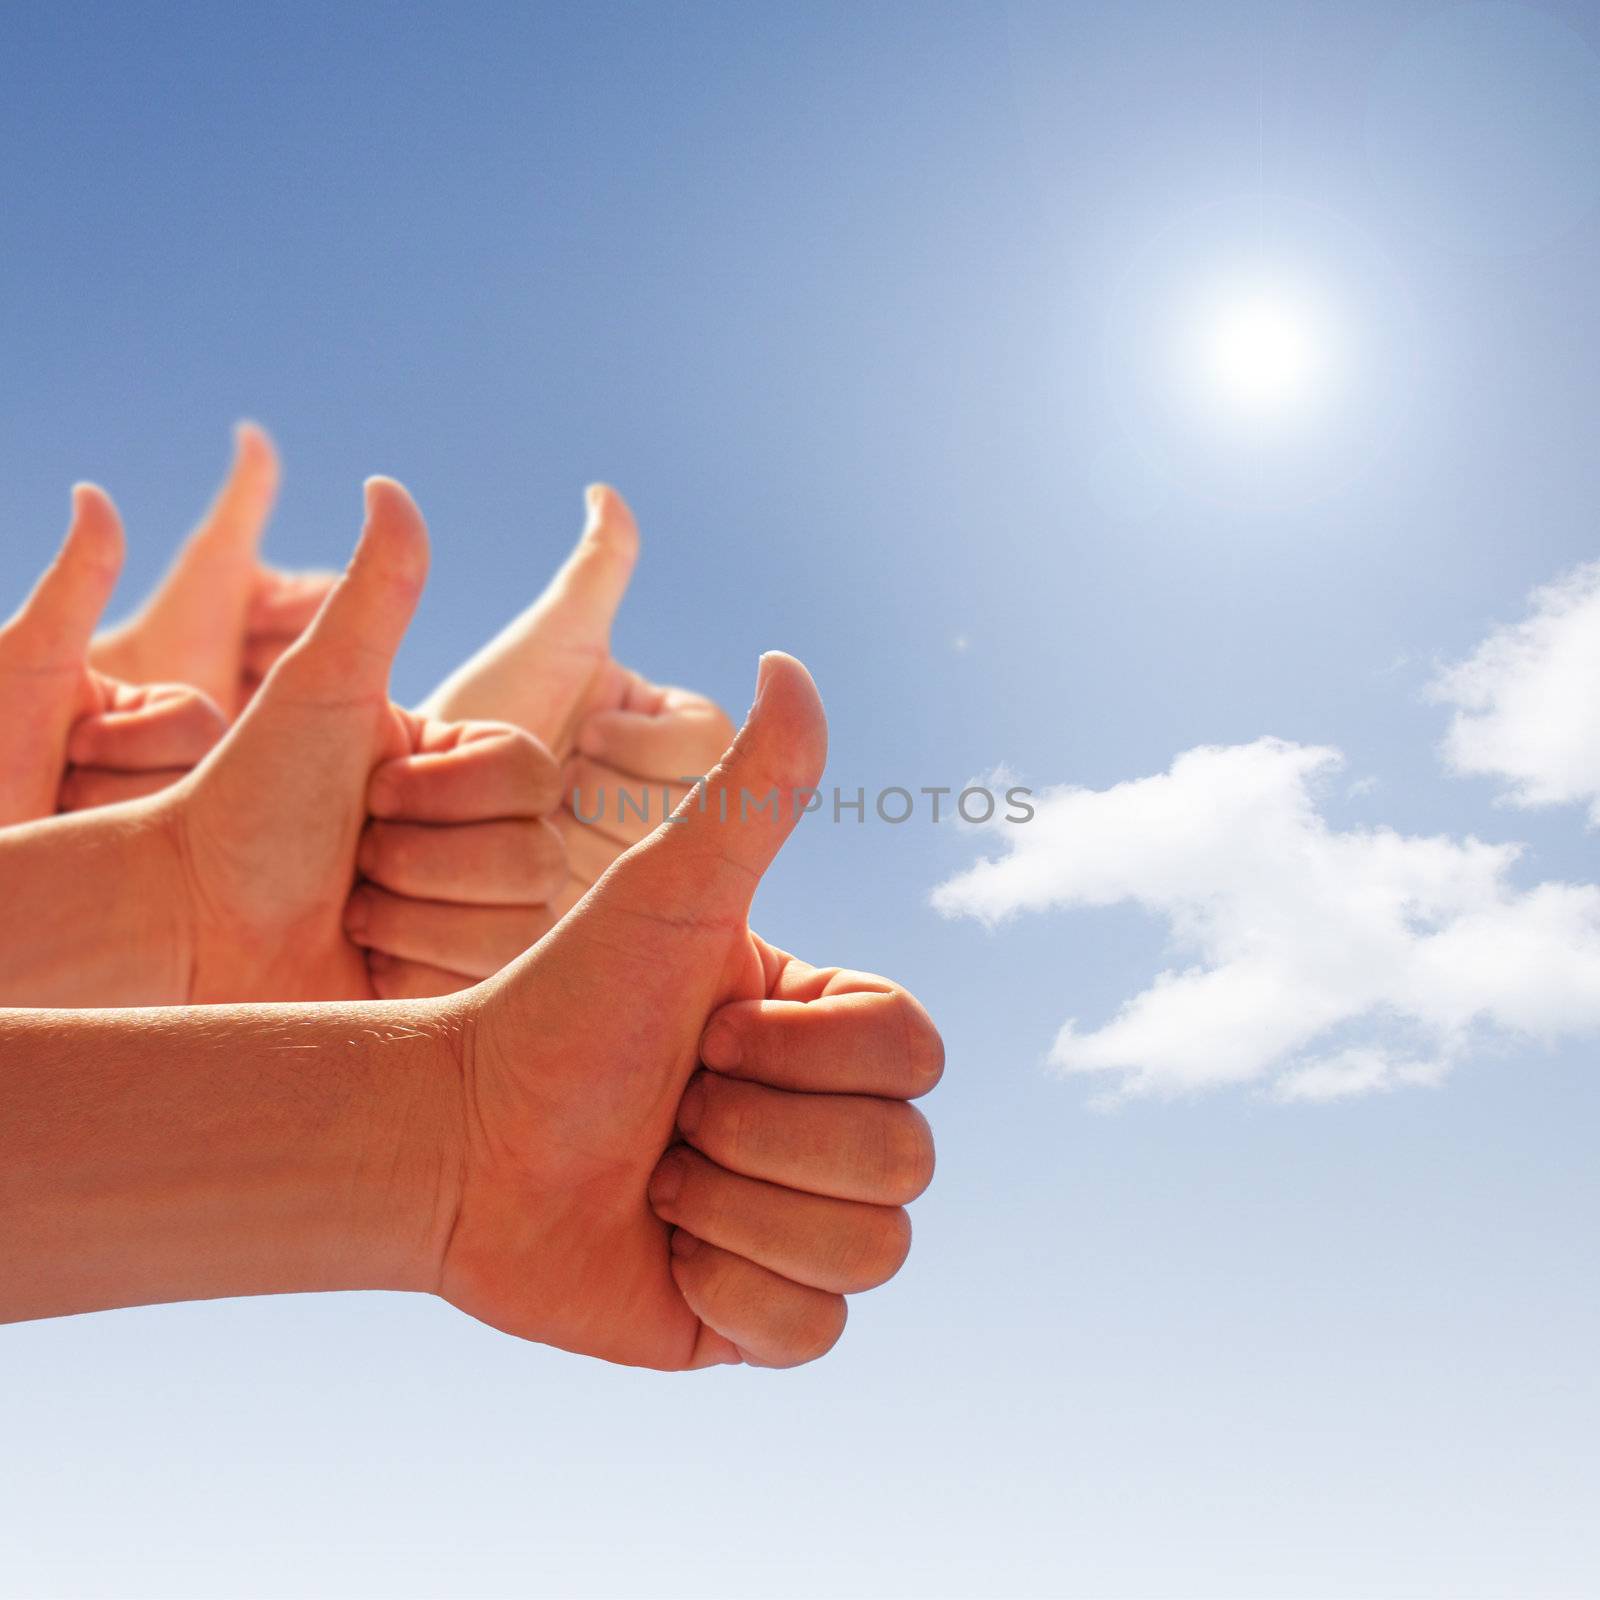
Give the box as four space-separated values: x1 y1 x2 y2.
555 662 734 916
647 948 942 1366
87 422 336 717
0 485 226 826
159 478 565 1003
0 730 939 1357
0 657 937 1364
419 486 735 910
435 652 942 1368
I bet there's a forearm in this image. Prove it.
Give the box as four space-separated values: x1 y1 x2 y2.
0 999 463 1323
0 802 191 1007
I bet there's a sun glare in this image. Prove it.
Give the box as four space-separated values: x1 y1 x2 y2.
1195 288 1326 417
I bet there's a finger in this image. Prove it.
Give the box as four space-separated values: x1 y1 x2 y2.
58 766 192 810
343 884 553 978
650 1147 911 1295
366 950 481 1000
667 1232 847 1369
561 755 691 846
368 725 560 822
419 484 640 749
551 806 628 886
1 484 124 669
676 1072 935 1204
65 683 227 770
575 699 735 778
699 987 945 1099
357 817 567 906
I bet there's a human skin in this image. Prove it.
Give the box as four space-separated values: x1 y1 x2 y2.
0 485 227 824
418 484 736 915
80 428 729 921
0 654 942 1369
88 422 336 717
0 479 565 1007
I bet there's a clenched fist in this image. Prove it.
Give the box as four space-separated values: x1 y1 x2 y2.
435 653 941 1367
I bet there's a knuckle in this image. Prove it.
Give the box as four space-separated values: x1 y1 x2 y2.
515 732 562 808
699 1079 754 1168
681 1168 738 1246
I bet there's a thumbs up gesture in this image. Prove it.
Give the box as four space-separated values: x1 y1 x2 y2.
164 478 564 1003
0 485 227 826
88 423 337 718
422 486 736 914
433 653 942 1368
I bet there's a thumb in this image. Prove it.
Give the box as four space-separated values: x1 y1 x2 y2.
189 419 279 558
598 652 828 929
0 484 124 669
419 483 639 750
183 478 429 931
86 424 281 715
269 476 429 704
0 485 124 824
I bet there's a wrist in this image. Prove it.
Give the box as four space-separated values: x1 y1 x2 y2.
255 996 471 1297
351 997 469 1296
119 792 198 1003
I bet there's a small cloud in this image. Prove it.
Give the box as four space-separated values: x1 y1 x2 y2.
1272 1048 1446 1103
951 634 971 654
1430 560 1600 824
1346 775 1380 798
932 738 1600 1103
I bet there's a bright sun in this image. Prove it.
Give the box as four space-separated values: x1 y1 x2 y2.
1195 288 1326 417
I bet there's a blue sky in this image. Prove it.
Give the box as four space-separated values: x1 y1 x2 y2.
2 2 1598 1595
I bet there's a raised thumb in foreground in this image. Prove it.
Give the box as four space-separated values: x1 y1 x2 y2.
594 651 828 928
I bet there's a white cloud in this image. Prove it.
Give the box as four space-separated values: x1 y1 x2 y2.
932 738 1600 1102
1431 560 1600 824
